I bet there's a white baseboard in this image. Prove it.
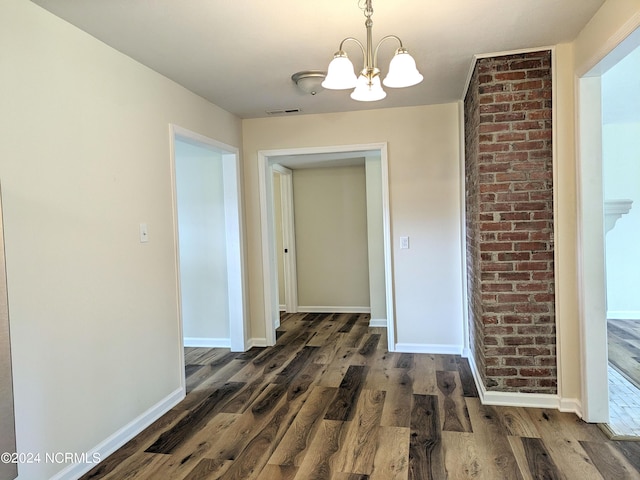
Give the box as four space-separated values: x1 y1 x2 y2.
247 337 267 348
559 397 583 417
465 350 580 412
297 306 371 314
369 318 387 328
279 304 286 312
183 337 231 348
607 310 640 320
480 389 560 409
394 343 463 355
49 387 184 480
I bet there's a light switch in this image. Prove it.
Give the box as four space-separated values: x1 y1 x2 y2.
139 223 149 243
400 236 409 249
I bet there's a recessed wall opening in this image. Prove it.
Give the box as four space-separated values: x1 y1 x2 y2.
170 125 247 391
577 27 640 434
258 144 395 350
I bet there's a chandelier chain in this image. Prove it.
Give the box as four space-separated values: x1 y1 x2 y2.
358 0 373 19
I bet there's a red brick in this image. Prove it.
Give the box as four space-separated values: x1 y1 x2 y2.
479 123 510 133
484 283 514 292
503 315 533 324
495 113 526 123
505 378 534 387
520 368 553 377
512 80 543 91
498 294 531 303
487 367 518 376
479 143 510 153
509 60 542 70
514 242 547 251
511 141 545 151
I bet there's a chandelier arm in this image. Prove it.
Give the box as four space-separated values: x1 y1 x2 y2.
372 35 404 68
338 37 366 59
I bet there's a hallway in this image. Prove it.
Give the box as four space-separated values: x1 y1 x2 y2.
80 312 640 479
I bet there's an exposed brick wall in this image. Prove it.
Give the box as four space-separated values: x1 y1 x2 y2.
464 51 556 394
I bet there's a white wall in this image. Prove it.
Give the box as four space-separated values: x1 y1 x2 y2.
175 140 230 341
0 1 241 478
242 104 464 351
602 47 640 320
603 122 640 319
293 165 370 310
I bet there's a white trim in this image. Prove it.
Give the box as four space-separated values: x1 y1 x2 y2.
466 350 577 412
247 338 268 348
394 343 463 355
279 304 286 312
576 76 610 423
258 150 278 347
221 151 248 352
457 100 470 356
559 397 583 417
576 12 640 77
273 165 298 314
379 144 396 352
369 318 387 328
576 18 640 424
168 127 187 396
549 45 565 416
49 387 184 480
607 311 640 320
461 45 555 100
183 337 231 348
170 125 248 354
480 390 560 409
258 143 396 351
297 306 371 314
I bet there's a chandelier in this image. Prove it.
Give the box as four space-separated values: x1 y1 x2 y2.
321 0 423 101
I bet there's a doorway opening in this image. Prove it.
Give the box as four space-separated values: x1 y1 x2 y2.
577 27 640 436
170 125 247 391
258 143 395 350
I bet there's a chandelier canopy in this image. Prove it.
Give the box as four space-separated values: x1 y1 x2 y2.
321 0 423 102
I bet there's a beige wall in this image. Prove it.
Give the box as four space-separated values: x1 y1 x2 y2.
242 104 465 349
4 2 633 474
0 1 241 478
554 0 640 408
293 165 370 309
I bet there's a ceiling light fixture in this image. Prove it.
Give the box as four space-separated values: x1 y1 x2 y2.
291 71 326 95
321 0 423 102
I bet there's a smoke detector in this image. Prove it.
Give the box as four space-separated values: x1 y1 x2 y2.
291 71 326 95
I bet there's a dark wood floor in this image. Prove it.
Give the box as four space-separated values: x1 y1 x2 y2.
80 312 640 479
608 318 640 391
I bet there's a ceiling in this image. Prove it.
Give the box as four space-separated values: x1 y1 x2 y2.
31 0 605 119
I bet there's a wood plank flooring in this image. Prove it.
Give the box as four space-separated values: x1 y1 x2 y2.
608 318 640 391
80 312 640 480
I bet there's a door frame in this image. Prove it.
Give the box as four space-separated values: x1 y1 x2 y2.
272 164 298 315
169 124 248 391
575 23 640 422
258 142 395 349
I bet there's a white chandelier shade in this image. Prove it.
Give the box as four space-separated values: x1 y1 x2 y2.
383 49 424 88
320 0 423 101
322 53 358 90
351 74 387 101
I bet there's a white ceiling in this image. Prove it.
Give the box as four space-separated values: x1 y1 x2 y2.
30 0 605 119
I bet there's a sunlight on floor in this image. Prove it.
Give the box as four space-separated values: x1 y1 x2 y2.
606 365 640 439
